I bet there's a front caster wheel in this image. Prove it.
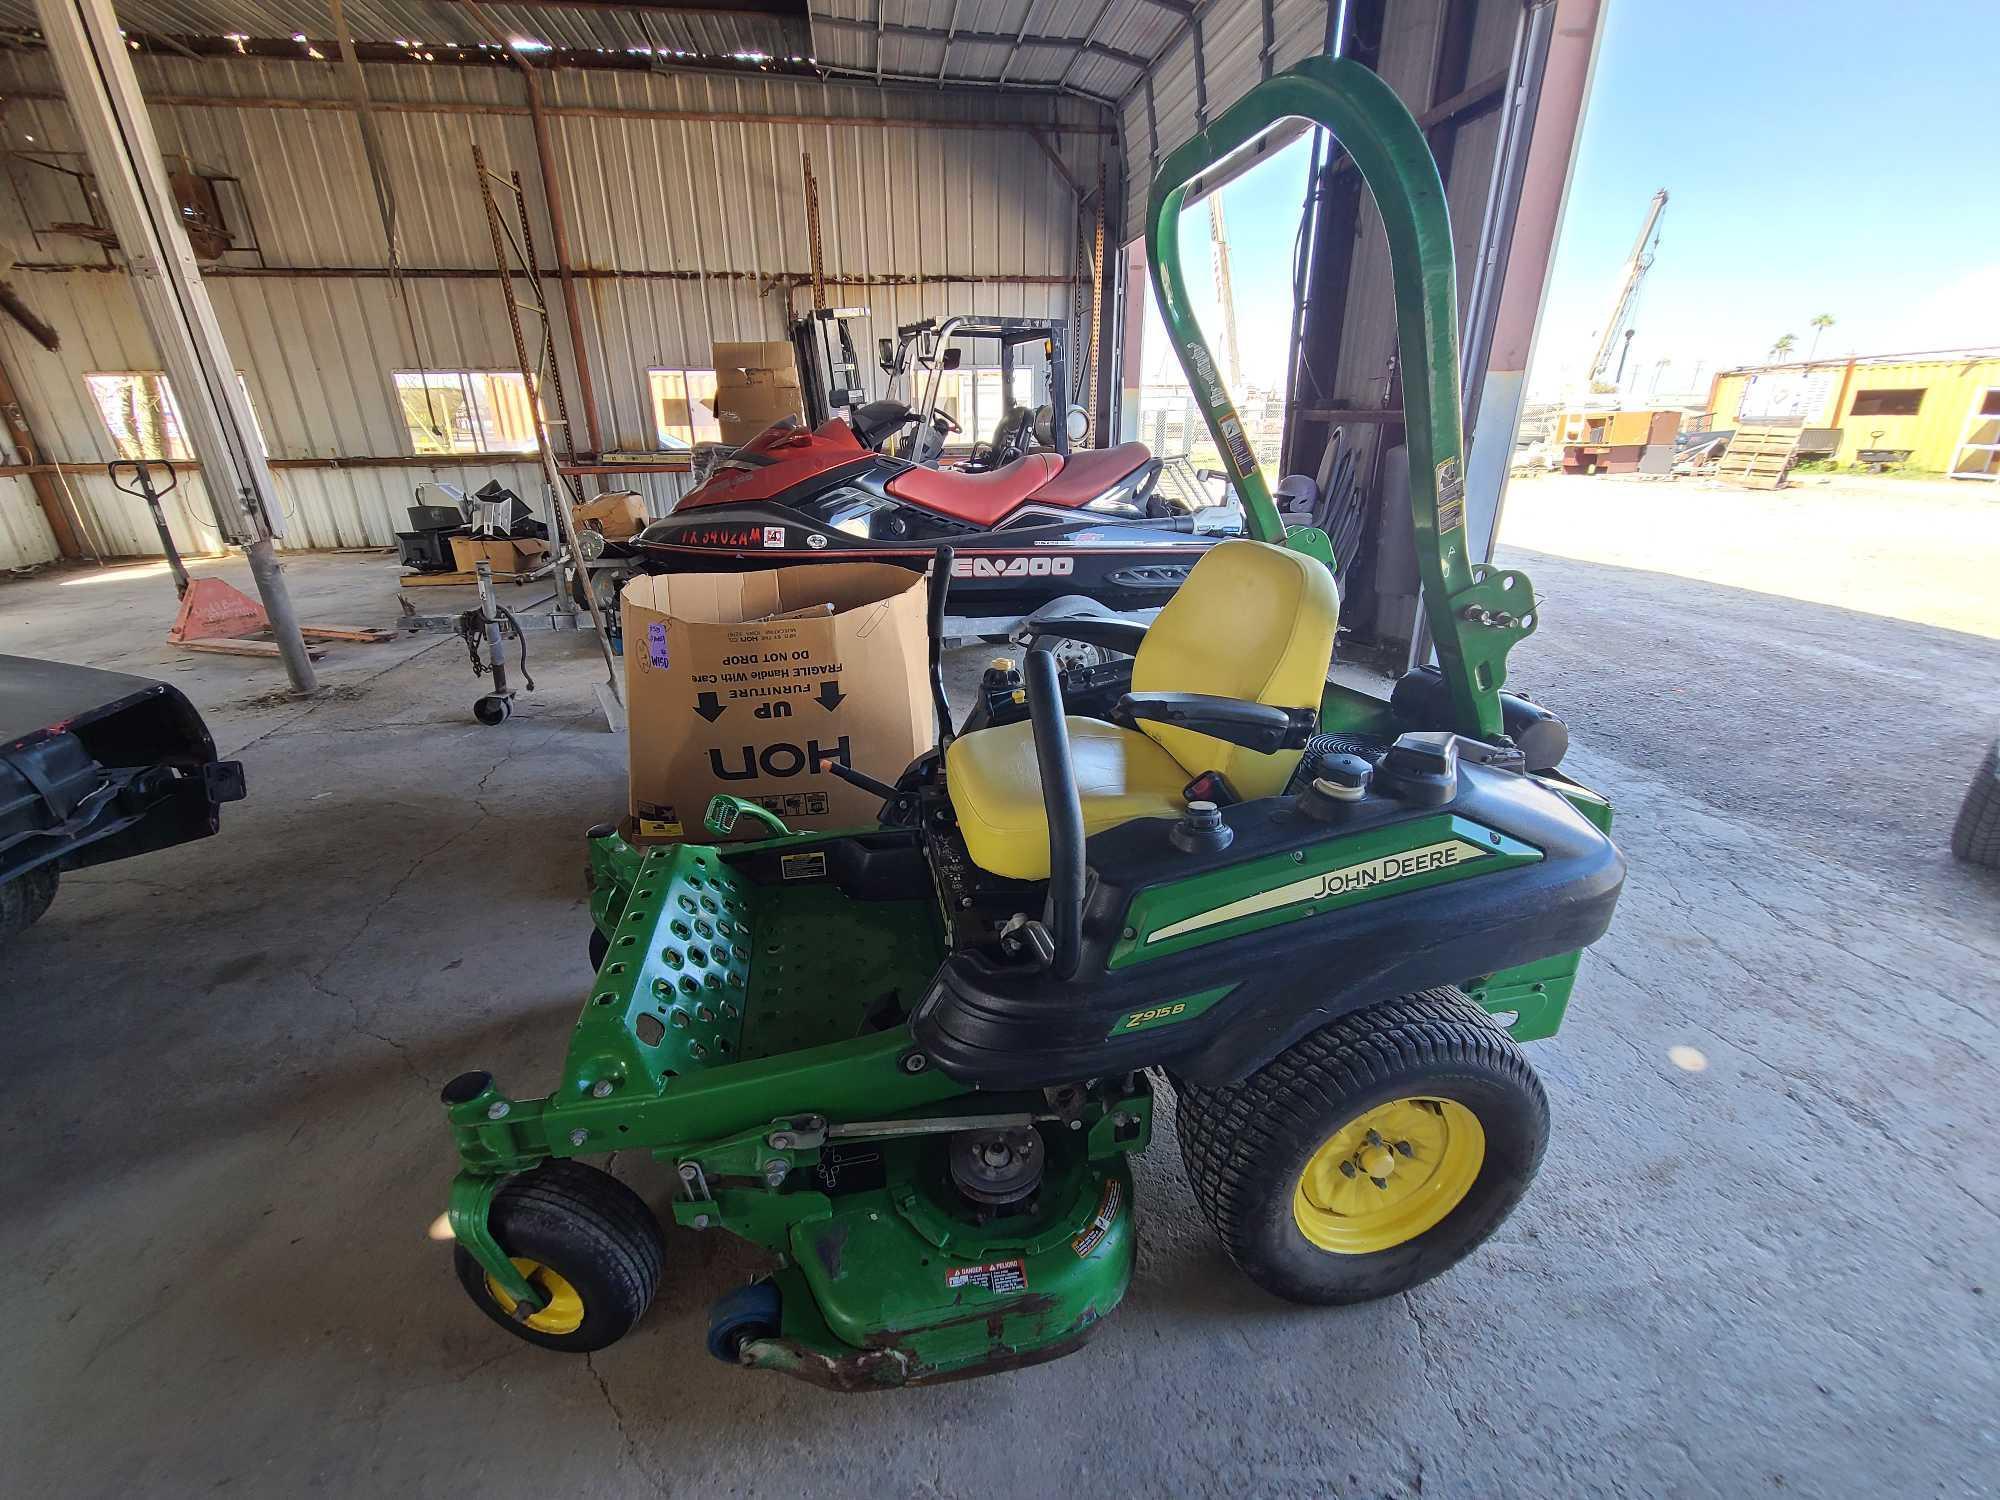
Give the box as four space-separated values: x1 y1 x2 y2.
473 694 512 725
1175 986 1548 1306
705 1280 782 1364
453 1160 666 1352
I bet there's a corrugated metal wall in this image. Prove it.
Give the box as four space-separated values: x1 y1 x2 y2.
1327 2 1521 400
1115 0 1334 235
0 53 1104 566
1115 0 1522 362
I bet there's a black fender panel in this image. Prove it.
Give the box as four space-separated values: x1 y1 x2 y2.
910 766 1625 1088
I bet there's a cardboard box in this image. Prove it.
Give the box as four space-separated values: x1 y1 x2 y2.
574 490 649 540
713 339 805 445
622 562 932 841
449 535 548 576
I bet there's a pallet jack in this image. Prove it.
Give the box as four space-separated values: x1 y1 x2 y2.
114 459 391 660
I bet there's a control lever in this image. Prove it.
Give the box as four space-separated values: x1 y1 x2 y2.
826 761 898 800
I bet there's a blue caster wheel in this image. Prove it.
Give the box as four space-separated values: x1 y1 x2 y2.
706 1280 781 1364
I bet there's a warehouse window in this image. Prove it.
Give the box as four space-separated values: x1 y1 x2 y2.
394 370 540 455
649 368 721 449
1849 388 1924 417
86 371 266 459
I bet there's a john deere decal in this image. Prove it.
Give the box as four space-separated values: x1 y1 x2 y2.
1145 838 1493 944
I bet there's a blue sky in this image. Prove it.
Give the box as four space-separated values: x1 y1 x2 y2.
1143 1 2000 402
1528 0 2000 397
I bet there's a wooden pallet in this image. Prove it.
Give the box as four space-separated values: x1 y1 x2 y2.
179 637 327 660
1714 425 1802 489
399 568 544 588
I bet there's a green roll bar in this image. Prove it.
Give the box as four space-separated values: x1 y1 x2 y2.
1145 54 1535 742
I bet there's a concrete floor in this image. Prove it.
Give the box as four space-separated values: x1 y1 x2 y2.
3 498 1997 1498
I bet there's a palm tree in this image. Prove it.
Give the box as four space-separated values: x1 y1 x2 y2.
1808 313 1836 360
1771 333 1797 361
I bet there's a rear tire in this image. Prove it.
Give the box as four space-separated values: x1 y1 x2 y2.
0 865 59 944
453 1160 665 1353
1950 739 2000 869
1174 987 1548 1305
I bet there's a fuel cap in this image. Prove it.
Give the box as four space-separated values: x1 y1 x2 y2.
1170 799 1235 854
1297 753 1372 822
1313 753 1373 799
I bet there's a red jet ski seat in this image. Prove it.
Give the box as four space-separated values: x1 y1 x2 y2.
884 442 1154 526
886 454 1062 527
1026 443 1152 506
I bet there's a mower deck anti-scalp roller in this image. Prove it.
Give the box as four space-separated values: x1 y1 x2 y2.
432 55 1624 1390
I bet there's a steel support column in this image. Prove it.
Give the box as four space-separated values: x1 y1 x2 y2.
1459 0 1602 567
1281 0 1385 484
0 340 87 558
34 0 316 692
517 64 605 458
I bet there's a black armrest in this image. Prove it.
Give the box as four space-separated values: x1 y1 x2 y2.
1019 617 1149 655
1111 693 1319 753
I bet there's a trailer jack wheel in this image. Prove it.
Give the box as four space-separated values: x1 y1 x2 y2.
474 693 513 726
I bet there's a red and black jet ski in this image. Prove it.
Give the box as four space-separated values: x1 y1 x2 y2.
629 402 1236 620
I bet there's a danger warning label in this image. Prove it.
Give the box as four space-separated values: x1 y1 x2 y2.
1218 412 1258 475
779 850 828 881
1071 1178 1123 1258
945 1259 1027 1295
1435 457 1466 536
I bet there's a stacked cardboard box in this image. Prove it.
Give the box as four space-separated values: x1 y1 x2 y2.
712 341 805 446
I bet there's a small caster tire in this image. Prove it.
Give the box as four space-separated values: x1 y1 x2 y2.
454 1160 666 1353
706 1279 782 1364
1175 986 1548 1306
474 694 512 725
587 925 609 972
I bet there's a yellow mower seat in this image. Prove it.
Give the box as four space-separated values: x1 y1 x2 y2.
946 717 1189 880
945 539 1338 881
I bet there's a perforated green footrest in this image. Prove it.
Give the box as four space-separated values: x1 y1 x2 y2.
564 844 753 1098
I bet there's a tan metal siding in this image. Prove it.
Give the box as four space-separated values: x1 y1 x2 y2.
0 52 1102 563
1116 0 1333 231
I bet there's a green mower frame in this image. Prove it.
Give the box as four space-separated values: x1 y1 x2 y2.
436 56 1623 1390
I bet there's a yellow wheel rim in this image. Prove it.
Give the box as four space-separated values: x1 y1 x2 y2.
1291 1097 1486 1254
486 1257 586 1335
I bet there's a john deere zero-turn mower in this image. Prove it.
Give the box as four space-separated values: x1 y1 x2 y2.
434 57 1625 1389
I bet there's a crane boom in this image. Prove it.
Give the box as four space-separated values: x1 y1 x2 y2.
1585 188 1668 387
1207 195 1242 391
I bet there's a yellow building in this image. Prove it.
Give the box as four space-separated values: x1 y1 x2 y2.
1707 349 2000 477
